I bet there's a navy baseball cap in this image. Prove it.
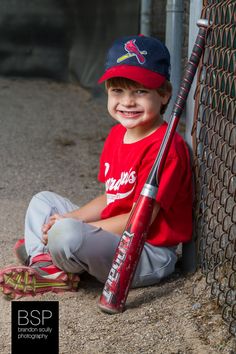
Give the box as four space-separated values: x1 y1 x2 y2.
98 35 171 89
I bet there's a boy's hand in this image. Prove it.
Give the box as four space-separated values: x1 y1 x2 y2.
42 213 64 245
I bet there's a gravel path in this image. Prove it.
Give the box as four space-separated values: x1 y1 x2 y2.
0 78 235 354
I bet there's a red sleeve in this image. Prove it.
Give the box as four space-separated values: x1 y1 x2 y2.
134 138 191 212
156 156 184 210
156 138 192 211
98 124 123 183
98 145 106 183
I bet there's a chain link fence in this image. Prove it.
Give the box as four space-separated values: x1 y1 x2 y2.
192 0 235 336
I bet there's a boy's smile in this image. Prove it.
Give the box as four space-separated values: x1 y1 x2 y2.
117 109 143 118
107 86 170 142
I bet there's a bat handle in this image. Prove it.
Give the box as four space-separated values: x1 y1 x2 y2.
145 19 209 188
173 19 208 117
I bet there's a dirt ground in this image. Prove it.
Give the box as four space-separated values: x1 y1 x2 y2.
0 78 235 354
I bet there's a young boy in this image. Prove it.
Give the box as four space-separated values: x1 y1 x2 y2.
0 35 193 299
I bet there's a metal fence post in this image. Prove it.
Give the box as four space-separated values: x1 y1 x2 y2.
164 0 184 120
181 0 203 273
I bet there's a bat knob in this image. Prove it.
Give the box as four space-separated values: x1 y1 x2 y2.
197 19 210 28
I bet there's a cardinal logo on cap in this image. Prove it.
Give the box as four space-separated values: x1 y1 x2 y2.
117 39 147 65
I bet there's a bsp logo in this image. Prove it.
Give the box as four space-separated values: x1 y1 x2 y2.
12 301 59 354
18 309 53 326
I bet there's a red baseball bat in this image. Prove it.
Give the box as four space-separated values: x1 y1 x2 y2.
99 19 209 314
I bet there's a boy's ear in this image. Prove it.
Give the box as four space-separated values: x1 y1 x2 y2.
161 92 171 105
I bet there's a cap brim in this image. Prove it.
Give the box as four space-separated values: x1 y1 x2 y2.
98 65 166 89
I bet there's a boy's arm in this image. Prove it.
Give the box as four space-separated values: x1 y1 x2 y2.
90 201 160 236
90 213 130 236
63 193 107 223
43 195 160 244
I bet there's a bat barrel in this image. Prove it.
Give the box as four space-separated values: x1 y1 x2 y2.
99 195 155 313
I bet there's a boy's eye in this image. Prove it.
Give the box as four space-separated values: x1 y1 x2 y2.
110 88 123 93
135 89 148 94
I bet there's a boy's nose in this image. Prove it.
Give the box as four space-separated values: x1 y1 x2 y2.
121 93 135 106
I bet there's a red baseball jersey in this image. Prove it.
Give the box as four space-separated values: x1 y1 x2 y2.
98 123 193 246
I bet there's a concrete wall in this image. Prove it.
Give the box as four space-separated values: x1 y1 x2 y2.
0 0 139 87
0 0 190 87
151 0 167 42
152 0 190 73
0 0 72 80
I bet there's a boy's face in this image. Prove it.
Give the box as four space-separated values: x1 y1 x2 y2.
107 84 170 135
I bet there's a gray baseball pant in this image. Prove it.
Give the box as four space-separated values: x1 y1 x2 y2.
24 191 177 287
